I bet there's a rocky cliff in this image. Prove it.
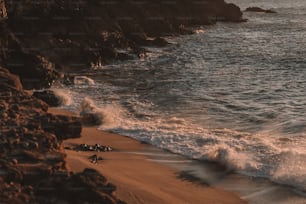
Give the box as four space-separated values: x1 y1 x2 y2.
1 0 243 89
0 67 125 203
0 1 244 203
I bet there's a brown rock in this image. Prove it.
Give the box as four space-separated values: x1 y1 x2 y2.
6 53 59 90
81 113 102 126
220 3 245 22
0 67 23 91
33 90 62 107
36 168 125 204
245 7 277 13
40 114 82 140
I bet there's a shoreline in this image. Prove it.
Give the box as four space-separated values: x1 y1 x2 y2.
49 108 246 204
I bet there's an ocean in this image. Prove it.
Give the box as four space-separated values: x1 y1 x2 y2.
53 0 306 203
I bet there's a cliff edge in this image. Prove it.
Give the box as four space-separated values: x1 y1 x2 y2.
0 1 244 203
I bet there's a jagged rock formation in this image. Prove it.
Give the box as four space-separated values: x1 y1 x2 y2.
1 0 244 83
0 1 245 203
33 90 62 107
0 67 125 203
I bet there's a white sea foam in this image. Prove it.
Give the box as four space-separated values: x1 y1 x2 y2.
271 149 306 191
74 76 95 85
95 105 259 170
56 0 306 194
80 97 125 127
194 28 206 34
51 88 73 106
92 102 306 190
60 77 306 192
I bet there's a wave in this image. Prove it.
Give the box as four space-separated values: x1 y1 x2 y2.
51 88 73 106
80 97 125 127
52 67 306 194
84 101 306 191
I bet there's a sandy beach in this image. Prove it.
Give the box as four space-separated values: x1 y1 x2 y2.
49 108 246 204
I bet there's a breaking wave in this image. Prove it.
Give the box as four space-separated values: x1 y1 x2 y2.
51 88 73 106
85 101 306 191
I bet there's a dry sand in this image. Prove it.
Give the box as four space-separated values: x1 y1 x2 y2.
50 108 247 204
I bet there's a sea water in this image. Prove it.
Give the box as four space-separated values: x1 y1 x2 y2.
53 0 306 202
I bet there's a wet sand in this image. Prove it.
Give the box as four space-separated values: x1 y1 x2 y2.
49 108 246 204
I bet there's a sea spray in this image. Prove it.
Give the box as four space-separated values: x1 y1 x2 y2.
80 97 104 125
80 97 125 127
62 79 306 191
271 149 306 191
51 88 73 106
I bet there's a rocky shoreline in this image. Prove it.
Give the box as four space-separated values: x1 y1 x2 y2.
0 67 125 203
0 1 244 203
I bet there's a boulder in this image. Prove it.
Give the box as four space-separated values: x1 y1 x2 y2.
36 168 125 204
221 3 245 22
0 178 35 203
149 37 169 47
0 67 23 91
33 90 62 107
40 114 82 140
245 7 277 13
81 113 103 126
6 52 59 90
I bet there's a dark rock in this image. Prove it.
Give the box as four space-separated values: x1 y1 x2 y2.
0 67 23 91
40 114 82 140
149 37 169 47
81 113 103 126
19 96 49 112
6 52 59 90
35 168 125 204
125 32 148 46
220 3 245 22
89 154 99 164
0 1 248 203
33 90 62 107
245 7 277 13
1 0 245 74
61 74 74 86
117 52 134 61
0 178 35 203
74 144 113 152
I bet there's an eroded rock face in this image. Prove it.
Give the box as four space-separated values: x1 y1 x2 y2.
5 52 59 90
0 1 245 203
40 114 82 140
36 169 125 204
1 0 244 73
33 90 62 107
0 66 23 91
217 3 245 22
0 69 123 203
